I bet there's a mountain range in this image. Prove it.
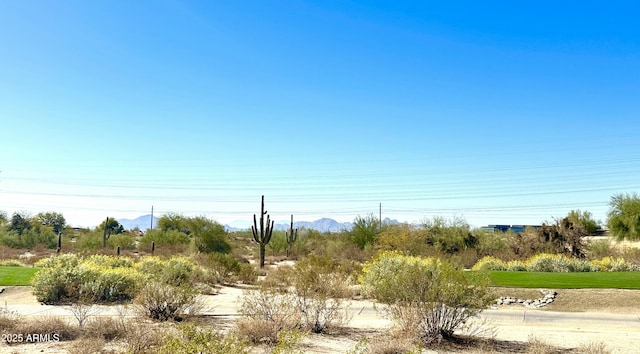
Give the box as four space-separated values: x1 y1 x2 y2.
117 215 398 233
117 215 158 231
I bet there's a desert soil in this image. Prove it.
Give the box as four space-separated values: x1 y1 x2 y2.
0 286 639 353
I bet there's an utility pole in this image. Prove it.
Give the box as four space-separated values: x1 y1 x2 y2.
379 202 382 227
150 206 154 230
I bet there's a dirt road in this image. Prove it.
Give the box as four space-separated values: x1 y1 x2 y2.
1 286 639 353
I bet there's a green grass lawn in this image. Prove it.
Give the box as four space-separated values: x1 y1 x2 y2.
0 266 39 286
490 271 640 289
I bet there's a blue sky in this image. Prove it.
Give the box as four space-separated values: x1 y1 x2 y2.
1 1 639 228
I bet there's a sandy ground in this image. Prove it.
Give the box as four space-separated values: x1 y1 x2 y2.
0 286 639 353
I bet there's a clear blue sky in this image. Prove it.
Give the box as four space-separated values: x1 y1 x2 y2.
1 1 639 228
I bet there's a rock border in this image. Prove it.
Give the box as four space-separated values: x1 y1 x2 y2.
496 289 557 308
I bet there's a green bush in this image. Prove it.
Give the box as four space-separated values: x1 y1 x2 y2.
106 233 137 250
505 260 527 271
160 323 249 354
32 254 83 303
84 254 135 268
525 254 573 272
473 228 509 257
204 253 244 284
361 251 492 343
140 229 190 248
75 233 104 251
80 267 142 302
0 227 57 249
134 255 196 287
471 256 506 271
32 254 142 304
590 257 639 272
422 217 476 253
163 256 196 286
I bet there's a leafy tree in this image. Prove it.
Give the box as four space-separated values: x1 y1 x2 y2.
158 212 190 234
0 210 7 226
99 217 124 247
566 209 599 235
350 214 381 250
188 216 230 254
607 192 640 241
36 211 66 235
8 212 32 235
422 216 476 253
375 223 429 255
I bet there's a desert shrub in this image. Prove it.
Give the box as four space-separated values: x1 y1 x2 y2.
84 316 127 340
134 281 201 321
32 254 83 303
270 329 307 354
350 214 382 250
84 254 135 268
525 253 573 272
204 252 243 284
566 258 594 272
134 255 196 286
121 319 169 353
67 337 107 354
0 307 19 331
133 255 165 276
106 233 137 250
162 256 196 286
67 338 107 354
590 257 638 272
262 265 296 289
237 286 301 344
292 255 352 333
74 231 105 251
16 316 80 341
587 239 615 260
80 267 142 302
0 227 57 249
361 251 493 344
267 231 288 257
0 259 27 267
505 260 527 271
237 262 258 284
471 256 506 271
422 216 477 253
350 333 421 354
33 254 142 304
374 223 430 256
473 228 510 258
577 341 611 354
160 323 249 354
526 335 557 354
140 229 190 249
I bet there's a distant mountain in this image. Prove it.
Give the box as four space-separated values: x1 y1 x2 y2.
118 215 397 233
118 214 158 231
273 218 354 233
382 217 400 226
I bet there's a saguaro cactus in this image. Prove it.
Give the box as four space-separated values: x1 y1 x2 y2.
285 214 298 258
56 233 62 254
251 195 274 269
